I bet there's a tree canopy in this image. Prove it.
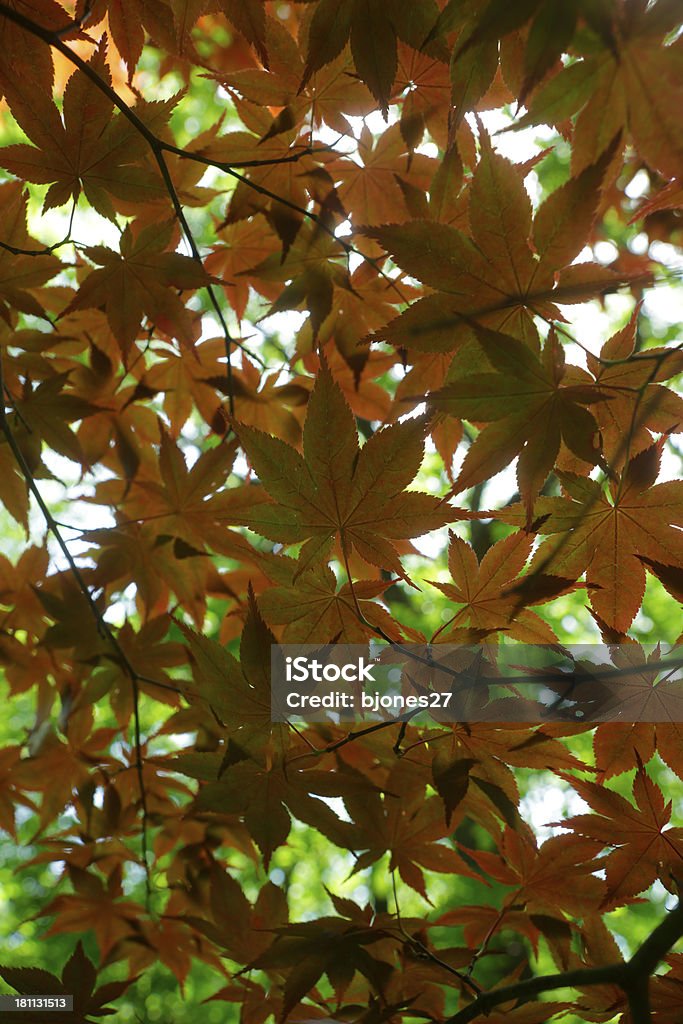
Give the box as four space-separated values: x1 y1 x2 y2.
0 1 682 1023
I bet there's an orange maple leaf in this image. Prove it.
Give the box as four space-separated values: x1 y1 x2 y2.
233 359 454 580
559 761 683 906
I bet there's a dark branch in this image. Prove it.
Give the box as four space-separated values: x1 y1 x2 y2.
443 899 683 1024
0 352 155 905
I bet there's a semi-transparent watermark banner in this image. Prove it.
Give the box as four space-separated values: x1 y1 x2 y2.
270 644 683 724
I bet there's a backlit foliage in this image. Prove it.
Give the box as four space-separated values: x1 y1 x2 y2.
0 2 682 1022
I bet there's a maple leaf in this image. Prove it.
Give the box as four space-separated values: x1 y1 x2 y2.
246 220 349 340
213 19 374 136
205 213 281 320
103 0 146 73
0 181 61 320
331 122 436 228
38 865 143 960
391 351 456 421
138 339 308 441
428 326 603 509
0 745 36 836
430 530 580 643
219 0 268 67
210 15 309 126
491 443 683 632
462 1000 571 1024
558 761 683 906
0 0 63 102
175 750 368 868
0 43 175 219
0 438 29 529
109 429 270 559
0 40 114 212
208 131 320 254
394 41 453 153
462 825 607 917
518 2 683 177
74 616 186 723
0 543 51 639
567 643 683 781
0 941 137 1024
564 913 629 1022
233 359 454 580
585 310 683 472
84 521 212 624
304 347 396 427
208 355 311 444
246 911 393 1023
301 0 445 115
649 953 683 1024
297 273 410 389
179 588 290 763
9 371 98 464
305 48 377 136
363 136 616 352
341 760 477 899
444 5 506 132
112 914 226 988
187 869 288 964
64 219 210 354
258 558 400 643
14 719 120 830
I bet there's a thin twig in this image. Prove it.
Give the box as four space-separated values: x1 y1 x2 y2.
0 235 71 257
148 145 237 415
390 870 482 997
0 198 77 258
54 0 94 38
172 140 338 168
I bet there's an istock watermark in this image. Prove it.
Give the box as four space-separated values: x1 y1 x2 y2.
285 654 376 683
270 643 683 724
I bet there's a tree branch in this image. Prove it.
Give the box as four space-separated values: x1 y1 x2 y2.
0 352 155 906
391 870 482 998
443 899 683 1024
